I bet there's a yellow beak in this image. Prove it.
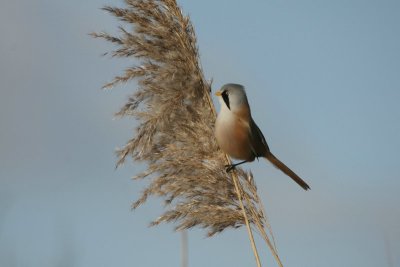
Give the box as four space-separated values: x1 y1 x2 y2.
215 90 222 96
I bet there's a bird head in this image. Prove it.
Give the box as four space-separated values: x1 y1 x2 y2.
215 83 249 112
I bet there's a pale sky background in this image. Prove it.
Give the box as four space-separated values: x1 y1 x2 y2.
1 0 399 266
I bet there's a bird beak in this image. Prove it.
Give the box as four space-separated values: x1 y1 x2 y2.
215 90 222 96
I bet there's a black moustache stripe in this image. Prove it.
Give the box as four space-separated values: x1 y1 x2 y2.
222 91 230 110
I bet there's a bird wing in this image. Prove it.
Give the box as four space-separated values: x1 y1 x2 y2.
249 119 270 156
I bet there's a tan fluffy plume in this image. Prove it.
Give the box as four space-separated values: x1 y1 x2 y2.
92 1 282 265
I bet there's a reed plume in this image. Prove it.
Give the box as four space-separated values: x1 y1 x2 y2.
92 0 282 265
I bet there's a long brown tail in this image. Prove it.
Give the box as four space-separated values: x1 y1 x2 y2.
265 152 310 190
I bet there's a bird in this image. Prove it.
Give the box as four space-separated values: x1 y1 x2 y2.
214 83 310 190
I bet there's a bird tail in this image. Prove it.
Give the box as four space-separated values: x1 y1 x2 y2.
265 152 310 190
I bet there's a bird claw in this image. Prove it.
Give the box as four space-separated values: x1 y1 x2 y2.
225 164 235 172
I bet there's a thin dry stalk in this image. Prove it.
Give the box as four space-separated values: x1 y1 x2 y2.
181 230 188 267
92 0 281 266
244 174 283 266
230 167 261 267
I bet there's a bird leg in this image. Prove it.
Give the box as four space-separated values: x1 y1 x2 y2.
225 160 248 172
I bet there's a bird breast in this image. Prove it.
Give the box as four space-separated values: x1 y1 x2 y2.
215 109 255 161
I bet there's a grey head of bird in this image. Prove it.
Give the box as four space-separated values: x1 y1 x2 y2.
215 83 250 113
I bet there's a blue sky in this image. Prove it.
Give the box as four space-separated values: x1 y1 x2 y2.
1 0 399 266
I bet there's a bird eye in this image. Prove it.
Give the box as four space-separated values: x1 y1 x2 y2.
221 90 229 97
